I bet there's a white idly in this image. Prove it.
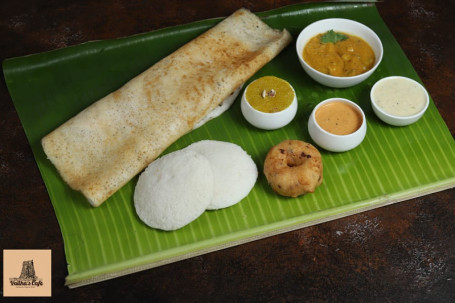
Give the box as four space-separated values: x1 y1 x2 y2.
187 140 258 210
134 149 213 231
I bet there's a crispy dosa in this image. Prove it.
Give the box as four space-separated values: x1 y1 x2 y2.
41 8 292 207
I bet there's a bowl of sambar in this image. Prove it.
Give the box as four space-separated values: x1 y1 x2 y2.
296 18 383 88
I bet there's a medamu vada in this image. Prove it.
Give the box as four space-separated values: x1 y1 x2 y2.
264 140 323 197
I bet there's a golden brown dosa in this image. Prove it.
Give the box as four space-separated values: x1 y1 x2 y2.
41 8 292 207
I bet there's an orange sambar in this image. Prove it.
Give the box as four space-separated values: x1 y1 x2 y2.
315 101 362 135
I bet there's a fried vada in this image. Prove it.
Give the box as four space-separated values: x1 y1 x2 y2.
264 140 323 197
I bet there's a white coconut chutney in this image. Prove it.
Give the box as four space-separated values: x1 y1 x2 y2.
372 77 427 117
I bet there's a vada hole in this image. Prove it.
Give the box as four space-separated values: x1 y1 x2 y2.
286 154 306 168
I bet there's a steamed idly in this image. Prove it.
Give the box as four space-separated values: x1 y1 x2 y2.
187 140 258 210
134 149 213 231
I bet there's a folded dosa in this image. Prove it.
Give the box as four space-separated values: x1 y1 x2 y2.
41 8 292 207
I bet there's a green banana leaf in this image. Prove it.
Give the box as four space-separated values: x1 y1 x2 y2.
4 2 455 288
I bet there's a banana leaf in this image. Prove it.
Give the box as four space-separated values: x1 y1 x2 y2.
3 2 455 288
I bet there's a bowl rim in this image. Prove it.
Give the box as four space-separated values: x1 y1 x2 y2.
311 97 366 138
296 18 384 81
242 76 297 116
370 75 430 120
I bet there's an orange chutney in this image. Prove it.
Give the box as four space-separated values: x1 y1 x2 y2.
315 101 363 135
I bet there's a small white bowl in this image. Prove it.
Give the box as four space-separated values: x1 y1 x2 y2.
296 18 383 88
370 76 429 126
308 98 367 152
241 81 298 130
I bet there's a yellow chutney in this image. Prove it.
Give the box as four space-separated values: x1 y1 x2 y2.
245 76 295 113
315 101 363 135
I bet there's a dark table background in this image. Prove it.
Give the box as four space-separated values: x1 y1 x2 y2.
1 0 454 302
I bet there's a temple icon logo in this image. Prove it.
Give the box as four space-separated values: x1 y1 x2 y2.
9 259 43 287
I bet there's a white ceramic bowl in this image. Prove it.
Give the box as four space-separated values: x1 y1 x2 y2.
241 82 297 130
308 98 367 152
296 18 383 88
370 76 429 126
